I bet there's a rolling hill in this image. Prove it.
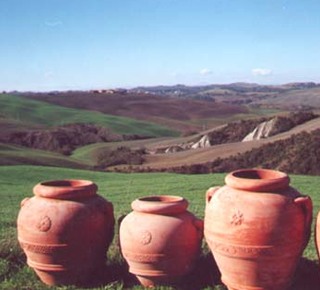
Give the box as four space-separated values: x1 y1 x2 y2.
131 82 320 110
0 143 91 169
0 93 178 168
2 84 320 174
0 94 178 137
100 114 320 174
20 91 251 132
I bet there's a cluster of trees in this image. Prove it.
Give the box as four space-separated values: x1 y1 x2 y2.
269 111 317 135
97 146 145 169
0 123 148 155
0 124 122 155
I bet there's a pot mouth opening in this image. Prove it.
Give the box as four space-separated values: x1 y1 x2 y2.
225 168 289 192
40 179 92 188
138 195 183 203
34 179 97 199
132 195 188 214
231 169 287 180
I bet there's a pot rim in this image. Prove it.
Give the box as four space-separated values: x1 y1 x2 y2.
225 168 290 192
33 179 97 199
131 195 188 214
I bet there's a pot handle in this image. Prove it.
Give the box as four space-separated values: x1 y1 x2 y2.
20 197 30 207
194 218 204 240
316 212 320 258
294 196 313 249
117 214 127 258
206 187 220 205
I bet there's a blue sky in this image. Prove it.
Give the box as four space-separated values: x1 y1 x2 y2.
1 0 320 91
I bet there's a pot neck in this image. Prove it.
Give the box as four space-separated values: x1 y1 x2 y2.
33 179 97 200
225 169 290 192
131 195 188 214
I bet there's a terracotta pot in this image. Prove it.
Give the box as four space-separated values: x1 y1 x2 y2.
316 212 320 263
204 168 312 290
119 195 203 287
17 179 115 286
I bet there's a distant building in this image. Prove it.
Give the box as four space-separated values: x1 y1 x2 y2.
91 88 127 94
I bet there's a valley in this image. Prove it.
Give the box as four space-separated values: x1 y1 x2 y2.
1 82 320 175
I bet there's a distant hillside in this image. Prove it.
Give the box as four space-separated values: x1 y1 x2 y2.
0 143 90 169
198 111 318 145
131 82 320 110
0 123 150 155
0 94 178 137
21 91 250 132
256 86 320 109
169 129 320 175
138 111 317 153
2 85 320 173
103 112 320 175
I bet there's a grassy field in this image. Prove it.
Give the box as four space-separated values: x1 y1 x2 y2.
0 94 178 137
0 165 319 289
0 143 91 169
71 138 176 166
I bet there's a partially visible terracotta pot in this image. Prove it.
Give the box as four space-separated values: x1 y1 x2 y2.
17 179 115 286
204 168 312 290
119 195 203 287
316 212 320 263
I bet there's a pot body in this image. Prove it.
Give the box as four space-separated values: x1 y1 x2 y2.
17 179 115 286
119 195 203 287
204 169 312 290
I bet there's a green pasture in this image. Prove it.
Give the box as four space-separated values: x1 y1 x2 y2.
0 94 178 137
71 141 146 165
0 143 91 169
0 165 319 289
71 138 171 165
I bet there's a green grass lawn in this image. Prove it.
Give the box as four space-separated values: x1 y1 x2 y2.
0 165 319 289
0 94 178 137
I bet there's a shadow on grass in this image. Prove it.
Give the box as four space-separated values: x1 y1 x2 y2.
289 258 320 290
72 255 320 290
175 253 221 290
0 238 27 281
79 252 220 289
2 241 318 290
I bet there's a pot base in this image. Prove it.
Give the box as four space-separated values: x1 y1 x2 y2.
136 274 181 288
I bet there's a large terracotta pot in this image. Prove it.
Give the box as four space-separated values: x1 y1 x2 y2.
119 195 203 287
204 168 312 290
17 179 115 286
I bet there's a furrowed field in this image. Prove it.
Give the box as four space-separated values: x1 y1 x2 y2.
0 165 319 289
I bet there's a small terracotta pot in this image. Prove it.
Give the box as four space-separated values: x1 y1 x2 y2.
204 168 312 290
119 195 203 287
17 179 115 286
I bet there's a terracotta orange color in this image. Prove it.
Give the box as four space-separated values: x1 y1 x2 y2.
17 179 115 286
316 212 320 263
119 195 203 287
204 168 312 290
